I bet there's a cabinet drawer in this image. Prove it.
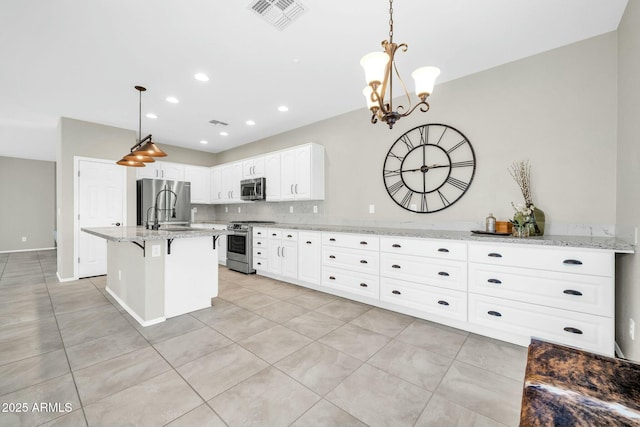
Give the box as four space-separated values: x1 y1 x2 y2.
253 238 267 249
468 243 614 277
253 227 268 239
322 267 379 299
468 263 613 317
380 278 467 322
253 247 267 260
322 232 379 251
253 258 267 271
281 230 298 241
468 294 614 356
322 246 379 275
380 253 466 292
266 229 282 239
380 237 467 261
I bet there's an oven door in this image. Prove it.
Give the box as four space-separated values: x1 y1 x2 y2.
227 232 249 263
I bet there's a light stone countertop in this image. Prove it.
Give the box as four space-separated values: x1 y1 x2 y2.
257 223 635 253
82 226 230 242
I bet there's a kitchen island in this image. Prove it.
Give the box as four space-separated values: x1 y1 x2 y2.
82 226 229 326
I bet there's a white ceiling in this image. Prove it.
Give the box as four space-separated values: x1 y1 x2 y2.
0 0 628 162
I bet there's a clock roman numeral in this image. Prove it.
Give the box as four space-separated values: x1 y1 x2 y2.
419 126 428 145
420 193 428 212
446 139 467 154
446 176 469 191
400 134 414 151
387 152 404 162
438 190 450 207
435 127 448 145
400 190 413 208
451 160 474 168
383 169 400 178
388 180 405 196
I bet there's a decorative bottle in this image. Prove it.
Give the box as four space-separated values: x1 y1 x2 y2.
486 213 496 233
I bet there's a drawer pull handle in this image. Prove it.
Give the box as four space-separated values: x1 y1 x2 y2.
563 289 583 296
257 252 262 255
287 234 293 238
392 244 402 248
272 233 277 236
488 310 502 317
564 327 583 335
437 248 449 253
306 241 312 244
392 264 401 269
360 283 368 288
257 262 261 265
438 271 450 277
360 241 368 245
329 238 336 242
392 290 401 295
329 255 336 259
563 259 583 265
488 253 502 258
360 260 368 264
257 242 262 245
437 300 450 306
488 278 502 284
329 276 336 280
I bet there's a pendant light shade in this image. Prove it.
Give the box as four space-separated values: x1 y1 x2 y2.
123 152 156 162
133 135 168 157
116 157 145 167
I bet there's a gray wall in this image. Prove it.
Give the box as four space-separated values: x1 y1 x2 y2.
214 33 618 231
0 156 56 252
616 1 640 361
56 118 217 280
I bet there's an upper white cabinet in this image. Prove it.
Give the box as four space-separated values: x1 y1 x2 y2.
220 162 244 203
242 156 265 179
136 161 185 181
210 166 223 203
184 165 211 204
280 143 324 201
265 153 281 201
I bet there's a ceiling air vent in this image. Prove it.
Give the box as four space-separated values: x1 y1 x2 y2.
249 0 306 31
209 119 229 126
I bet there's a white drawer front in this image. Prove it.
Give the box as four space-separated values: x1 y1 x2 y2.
253 247 267 260
380 236 467 261
322 246 380 275
253 258 267 271
380 253 466 292
266 228 282 239
468 243 613 277
253 238 267 249
322 232 380 251
322 267 379 299
253 227 268 239
380 278 467 322
469 263 613 317
281 230 298 241
468 294 614 356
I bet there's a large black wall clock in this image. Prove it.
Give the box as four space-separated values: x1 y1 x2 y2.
383 123 476 213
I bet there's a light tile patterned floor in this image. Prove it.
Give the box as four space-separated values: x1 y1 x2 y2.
0 250 527 426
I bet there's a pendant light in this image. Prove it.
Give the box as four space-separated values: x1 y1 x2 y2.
116 86 167 167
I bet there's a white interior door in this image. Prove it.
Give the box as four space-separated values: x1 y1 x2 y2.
78 160 125 278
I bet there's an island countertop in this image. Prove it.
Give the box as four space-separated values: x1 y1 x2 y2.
82 226 230 242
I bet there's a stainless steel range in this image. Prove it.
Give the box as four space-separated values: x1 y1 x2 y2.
226 221 276 274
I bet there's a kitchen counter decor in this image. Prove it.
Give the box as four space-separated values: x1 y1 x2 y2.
509 160 545 236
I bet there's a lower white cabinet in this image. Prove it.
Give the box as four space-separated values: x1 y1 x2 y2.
322 267 380 299
264 229 298 280
298 231 321 285
190 223 226 265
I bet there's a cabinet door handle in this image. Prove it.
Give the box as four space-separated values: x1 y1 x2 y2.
438 271 449 277
329 255 336 259
277 247 281 257
488 310 502 317
329 238 336 242
256 242 262 245
392 290 401 295
272 233 277 236
564 327 583 335
437 300 450 306
488 253 502 258
295 184 298 193
392 264 401 269
360 283 368 288
438 248 449 253
360 260 368 264
392 243 402 248
306 241 312 244
257 251 262 255
287 234 293 238
563 259 583 265
360 241 368 245
563 289 583 296
257 262 261 266
488 278 502 284
329 276 336 280
282 247 285 257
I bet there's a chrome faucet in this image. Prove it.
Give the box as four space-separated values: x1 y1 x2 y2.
149 186 178 230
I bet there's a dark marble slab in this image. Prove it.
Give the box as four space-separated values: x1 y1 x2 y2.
520 339 640 427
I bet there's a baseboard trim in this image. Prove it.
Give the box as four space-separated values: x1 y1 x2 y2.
56 272 78 283
0 247 56 254
105 286 165 327
615 341 625 359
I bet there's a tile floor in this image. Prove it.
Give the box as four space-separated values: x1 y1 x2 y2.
0 250 527 427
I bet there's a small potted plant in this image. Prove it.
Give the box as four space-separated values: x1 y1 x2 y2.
510 202 532 237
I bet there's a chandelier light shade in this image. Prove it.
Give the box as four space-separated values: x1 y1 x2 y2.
361 0 440 129
116 86 168 167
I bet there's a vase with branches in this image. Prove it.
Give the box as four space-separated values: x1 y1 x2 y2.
508 160 545 236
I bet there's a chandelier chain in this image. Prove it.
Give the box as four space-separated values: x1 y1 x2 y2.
388 0 394 42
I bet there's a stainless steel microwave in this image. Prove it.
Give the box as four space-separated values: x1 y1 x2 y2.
240 177 266 201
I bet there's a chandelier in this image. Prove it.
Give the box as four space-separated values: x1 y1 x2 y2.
360 0 440 129
116 86 167 167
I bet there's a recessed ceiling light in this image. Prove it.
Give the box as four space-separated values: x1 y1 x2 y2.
194 73 209 82
166 96 179 104
146 113 158 119
200 140 208 144
278 105 289 112
246 120 256 126
292 58 300 64
219 131 229 136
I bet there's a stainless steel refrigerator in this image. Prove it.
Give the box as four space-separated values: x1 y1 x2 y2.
136 179 191 227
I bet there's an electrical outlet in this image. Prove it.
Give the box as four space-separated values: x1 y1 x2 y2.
289 206 294 213
313 205 318 214
225 206 228 213
118 270 122 281
192 207 197 213
151 245 161 257
630 318 635 341
369 204 375 214
238 207 241 213
21 236 27 242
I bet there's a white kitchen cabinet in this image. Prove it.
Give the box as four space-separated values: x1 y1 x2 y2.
298 231 321 285
220 162 244 203
253 227 268 271
184 165 210 204
265 153 281 201
262 229 298 280
280 143 324 201
242 156 265 179
136 161 185 181
190 223 227 265
210 166 223 203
